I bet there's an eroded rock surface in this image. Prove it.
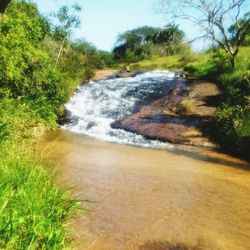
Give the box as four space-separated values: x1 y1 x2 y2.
112 79 221 147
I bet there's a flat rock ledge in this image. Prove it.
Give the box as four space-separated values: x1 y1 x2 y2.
112 79 221 148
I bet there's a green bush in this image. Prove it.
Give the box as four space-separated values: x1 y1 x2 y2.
184 61 216 79
0 2 86 248
218 64 250 104
0 98 45 142
213 104 250 158
98 51 116 67
0 1 51 96
184 50 232 80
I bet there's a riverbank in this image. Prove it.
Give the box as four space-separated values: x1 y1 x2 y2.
0 98 79 249
43 129 250 250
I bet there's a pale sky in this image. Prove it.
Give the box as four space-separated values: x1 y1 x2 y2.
33 0 206 51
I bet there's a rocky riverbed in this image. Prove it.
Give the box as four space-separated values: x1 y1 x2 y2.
112 75 221 148
61 69 221 149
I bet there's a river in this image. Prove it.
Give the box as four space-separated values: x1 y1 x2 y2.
43 71 250 249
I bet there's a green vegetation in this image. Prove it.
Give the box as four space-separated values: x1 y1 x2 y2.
185 46 250 159
0 0 116 248
129 55 182 70
128 50 203 71
0 97 80 249
0 0 248 247
113 24 189 63
159 0 250 68
0 146 80 249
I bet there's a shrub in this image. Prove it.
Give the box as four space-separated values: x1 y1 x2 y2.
218 65 250 104
184 61 216 79
213 104 250 159
0 98 45 142
184 50 232 80
98 51 116 67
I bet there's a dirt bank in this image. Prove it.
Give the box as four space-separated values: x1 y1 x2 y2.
112 78 221 148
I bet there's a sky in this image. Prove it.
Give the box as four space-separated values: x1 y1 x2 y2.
33 0 206 52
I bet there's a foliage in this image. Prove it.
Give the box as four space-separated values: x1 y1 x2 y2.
129 54 182 70
73 39 104 69
0 98 46 142
53 4 81 40
151 23 185 55
0 0 51 96
52 4 82 68
219 65 250 104
0 0 11 21
98 50 116 67
229 13 250 46
185 46 250 159
184 50 233 79
113 24 186 62
0 147 80 249
158 0 250 67
213 105 250 158
0 1 93 248
128 48 205 71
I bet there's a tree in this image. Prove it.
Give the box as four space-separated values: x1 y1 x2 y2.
158 0 250 67
152 24 185 55
0 0 53 96
112 25 185 61
73 39 104 69
229 15 250 45
53 4 81 67
0 0 11 21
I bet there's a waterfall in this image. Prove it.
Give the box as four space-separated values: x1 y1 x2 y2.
62 70 177 148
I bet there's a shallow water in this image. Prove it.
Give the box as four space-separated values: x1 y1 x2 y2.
43 130 250 250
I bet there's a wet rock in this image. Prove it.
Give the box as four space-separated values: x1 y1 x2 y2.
58 109 78 126
107 70 144 79
112 79 220 148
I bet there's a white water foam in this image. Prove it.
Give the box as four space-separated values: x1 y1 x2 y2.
62 70 177 149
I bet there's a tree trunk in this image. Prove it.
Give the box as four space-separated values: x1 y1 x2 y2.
230 56 235 68
0 0 11 21
54 38 65 68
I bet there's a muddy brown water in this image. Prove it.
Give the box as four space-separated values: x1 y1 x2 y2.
42 129 250 250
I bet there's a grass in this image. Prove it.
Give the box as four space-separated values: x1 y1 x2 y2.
0 147 80 249
127 52 210 71
130 55 181 70
178 98 195 115
0 98 81 249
